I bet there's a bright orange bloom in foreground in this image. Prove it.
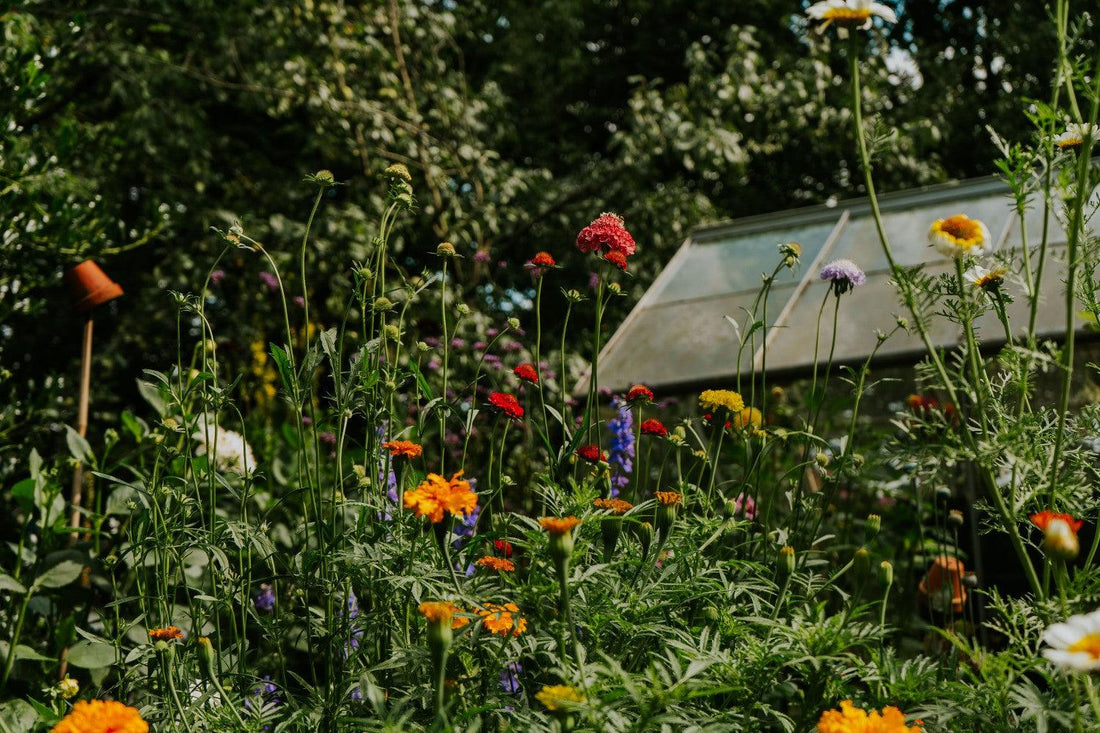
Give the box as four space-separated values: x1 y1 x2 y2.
403 471 478 523
418 601 469 629
475 556 516 572
1030 511 1083 533
655 491 683 506
382 440 423 459
817 701 922 733
52 700 149 733
593 497 633 514
148 626 183 642
540 516 581 535
477 602 527 636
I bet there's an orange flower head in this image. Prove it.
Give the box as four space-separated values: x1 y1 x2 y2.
1030 511 1083 533
476 602 527 636
732 406 763 431
148 626 183 642
51 700 149 733
593 497 633 515
576 444 606 463
382 440 423 459
418 601 468 629
655 491 683 506
817 700 922 733
530 251 556 267
1031 511 1083 561
403 471 478 523
641 418 667 437
475 556 516 572
540 516 582 535
627 384 654 403
513 363 539 384
488 392 524 420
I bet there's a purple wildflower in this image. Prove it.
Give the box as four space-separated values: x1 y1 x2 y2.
500 662 522 694
254 583 275 612
818 259 866 296
210 270 226 285
259 271 279 291
732 492 756 521
607 397 634 496
473 249 491 263
319 431 337 445
293 295 305 307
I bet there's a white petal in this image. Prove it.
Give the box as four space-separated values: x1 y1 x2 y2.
871 3 898 23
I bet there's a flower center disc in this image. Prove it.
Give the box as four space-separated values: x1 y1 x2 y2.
937 216 984 247
823 8 872 22
1069 633 1100 660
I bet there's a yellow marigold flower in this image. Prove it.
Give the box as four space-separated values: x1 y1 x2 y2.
536 684 586 712
732 406 763 431
540 516 581 535
699 389 745 413
418 601 468 629
148 626 183 641
475 556 516 572
928 214 991 259
52 700 149 733
655 491 682 506
476 602 527 636
593 497 633 515
817 700 922 733
381 440 423 459
403 471 477 523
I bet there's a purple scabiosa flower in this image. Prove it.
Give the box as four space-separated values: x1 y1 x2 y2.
451 337 466 349
500 662 522 694
293 295 305 307
818 259 866 296
210 270 226 285
607 397 634 496
301 415 313 427
473 341 488 351
259 271 279 292
473 249 491 263
319 431 337 446
486 328 500 338
254 583 275 612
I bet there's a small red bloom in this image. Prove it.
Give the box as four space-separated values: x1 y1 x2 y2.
641 418 667 437
1030 510 1083 533
530 251 556 267
576 213 637 257
907 394 939 414
488 392 524 420
626 384 654 403
576 444 607 463
513 363 539 384
494 539 514 558
604 250 628 271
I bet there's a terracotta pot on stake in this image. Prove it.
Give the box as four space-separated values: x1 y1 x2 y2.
62 261 123 537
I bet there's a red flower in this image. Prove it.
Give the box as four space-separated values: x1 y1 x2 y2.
640 418 667 437
513 363 539 384
576 444 607 463
626 384 654 403
703 413 732 430
494 539 514 558
1030 510 1083 533
907 394 939 414
576 213 637 257
604 250 628 271
530 251 556 267
488 392 524 420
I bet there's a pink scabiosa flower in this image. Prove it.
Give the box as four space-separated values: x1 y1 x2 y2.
576 213 637 257
818 259 866 296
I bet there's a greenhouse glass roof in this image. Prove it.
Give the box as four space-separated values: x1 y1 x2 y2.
597 175 1093 394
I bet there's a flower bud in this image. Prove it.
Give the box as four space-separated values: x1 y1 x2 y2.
1042 518 1080 561
601 517 623 563
416 341 430 353
436 242 456 258
637 522 654 560
948 509 965 528
384 324 401 341
935 486 952 504
311 169 335 186
456 303 470 317
854 547 871 576
866 514 881 540
373 296 394 312
564 288 584 303
962 572 979 589
548 531 574 565
384 163 412 184
778 546 795 576
507 317 521 331
57 676 79 700
358 266 373 280
878 560 894 587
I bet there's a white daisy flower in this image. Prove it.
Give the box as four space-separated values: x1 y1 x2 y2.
806 0 898 31
1053 122 1097 150
929 214 992 259
963 264 1007 291
192 415 256 475
1042 609 1100 671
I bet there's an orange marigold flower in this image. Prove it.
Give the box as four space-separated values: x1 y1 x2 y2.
418 601 469 629
732 407 763 431
51 700 149 733
817 700 922 733
626 384 654 403
655 491 682 506
403 471 478 523
487 391 524 420
381 440 423 459
576 444 606 463
640 418 667 437
476 602 527 636
513 363 539 384
530 251 556 267
148 626 183 642
475 556 516 572
540 516 582 535
593 497 633 514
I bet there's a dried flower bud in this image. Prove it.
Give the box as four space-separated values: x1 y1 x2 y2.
436 242 456 258
935 486 952 503
384 163 412 184
962 572 979 589
948 509 965 528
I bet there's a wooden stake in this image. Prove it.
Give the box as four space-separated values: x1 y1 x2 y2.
69 315 93 536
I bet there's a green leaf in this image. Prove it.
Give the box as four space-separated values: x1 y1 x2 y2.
0 699 39 732
66 639 117 669
65 426 93 464
0 573 26 594
32 559 84 591
10 478 35 514
121 411 145 441
136 378 167 416
269 343 294 393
